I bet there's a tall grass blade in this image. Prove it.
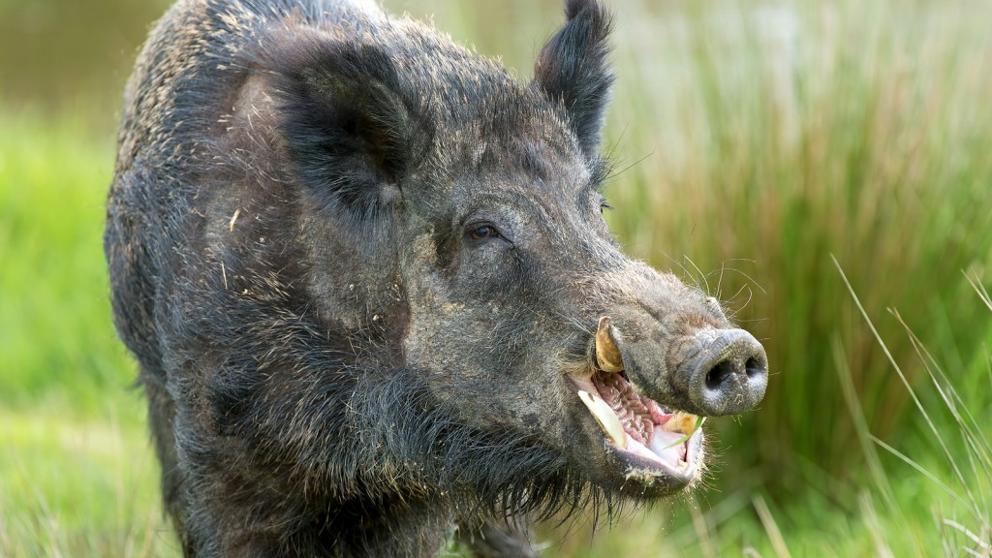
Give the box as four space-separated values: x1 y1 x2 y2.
751 496 792 558
869 435 962 504
832 336 897 511
833 255 980 516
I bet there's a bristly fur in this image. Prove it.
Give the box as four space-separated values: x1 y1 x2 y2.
185 277 613 552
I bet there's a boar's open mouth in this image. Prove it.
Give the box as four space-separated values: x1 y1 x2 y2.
569 318 704 485
572 372 703 480
570 372 704 484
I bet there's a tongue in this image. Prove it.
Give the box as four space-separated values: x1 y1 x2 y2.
648 430 689 464
618 428 688 469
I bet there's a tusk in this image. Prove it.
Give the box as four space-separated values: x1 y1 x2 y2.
578 390 628 449
595 316 624 372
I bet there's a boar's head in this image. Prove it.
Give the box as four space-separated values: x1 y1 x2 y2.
263 0 768 512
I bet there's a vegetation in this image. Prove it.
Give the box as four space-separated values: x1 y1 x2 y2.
1 0 990 556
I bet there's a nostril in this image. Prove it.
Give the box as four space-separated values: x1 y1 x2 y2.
745 357 764 379
704 359 735 391
680 328 769 416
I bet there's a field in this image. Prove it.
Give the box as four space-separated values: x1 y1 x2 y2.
1 0 990 556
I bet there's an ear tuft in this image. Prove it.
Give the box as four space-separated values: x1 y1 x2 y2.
261 36 432 223
534 0 614 161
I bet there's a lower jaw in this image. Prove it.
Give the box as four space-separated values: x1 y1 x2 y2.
609 428 703 484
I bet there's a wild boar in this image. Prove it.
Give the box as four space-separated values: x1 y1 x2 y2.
104 0 769 555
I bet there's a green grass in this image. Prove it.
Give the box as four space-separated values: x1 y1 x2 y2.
0 410 177 557
0 114 179 556
2 0 992 556
0 114 136 413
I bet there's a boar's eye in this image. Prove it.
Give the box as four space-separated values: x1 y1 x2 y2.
599 199 613 214
465 222 505 243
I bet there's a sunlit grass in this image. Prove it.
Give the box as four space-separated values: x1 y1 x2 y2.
0 113 136 414
830 260 991 557
0 113 177 557
0 408 179 558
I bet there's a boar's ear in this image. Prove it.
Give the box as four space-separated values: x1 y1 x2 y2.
533 0 614 161
269 40 432 221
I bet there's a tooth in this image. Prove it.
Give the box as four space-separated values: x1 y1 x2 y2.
642 418 654 438
578 390 628 449
662 412 699 435
595 317 624 372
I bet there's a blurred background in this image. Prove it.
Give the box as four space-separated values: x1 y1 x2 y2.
1 0 990 556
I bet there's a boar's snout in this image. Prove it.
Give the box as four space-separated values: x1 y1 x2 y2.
672 328 768 416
